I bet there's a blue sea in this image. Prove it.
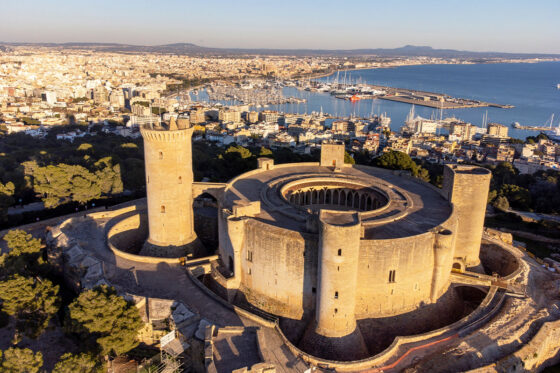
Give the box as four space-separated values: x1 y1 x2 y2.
193 62 560 139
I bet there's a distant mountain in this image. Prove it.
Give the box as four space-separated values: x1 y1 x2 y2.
1 42 558 59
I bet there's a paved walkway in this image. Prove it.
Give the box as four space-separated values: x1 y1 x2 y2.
61 215 243 327
57 211 307 372
7 201 45 215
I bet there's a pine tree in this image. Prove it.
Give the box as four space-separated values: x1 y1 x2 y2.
0 181 15 223
53 352 102 373
0 275 59 337
1 230 44 276
0 348 43 373
68 285 143 356
3 229 42 256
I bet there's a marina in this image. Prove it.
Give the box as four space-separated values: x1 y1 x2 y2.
301 73 515 109
185 62 559 140
206 81 306 106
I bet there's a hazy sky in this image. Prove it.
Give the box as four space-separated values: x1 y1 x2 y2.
2 0 559 53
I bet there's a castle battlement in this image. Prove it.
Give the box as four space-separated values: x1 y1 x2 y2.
139 122 197 256
140 127 194 143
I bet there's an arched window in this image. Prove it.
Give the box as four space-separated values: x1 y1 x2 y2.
178 176 182 184
353 193 360 209
312 190 318 204
338 249 342 256
334 291 339 299
161 205 166 213
159 151 163 159
361 194 367 210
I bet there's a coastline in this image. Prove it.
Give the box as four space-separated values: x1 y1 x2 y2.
304 59 560 80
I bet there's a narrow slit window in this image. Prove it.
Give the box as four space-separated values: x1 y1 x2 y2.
159 151 163 159
337 249 342 256
247 251 253 262
178 176 182 184
334 291 339 299
161 205 166 213
389 270 396 283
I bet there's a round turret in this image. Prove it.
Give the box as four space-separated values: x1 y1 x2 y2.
140 123 197 256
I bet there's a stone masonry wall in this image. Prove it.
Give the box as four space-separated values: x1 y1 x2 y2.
442 165 491 268
240 219 318 320
355 232 436 317
141 127 196 248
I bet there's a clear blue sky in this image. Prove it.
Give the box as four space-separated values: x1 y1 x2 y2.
2 0 559 53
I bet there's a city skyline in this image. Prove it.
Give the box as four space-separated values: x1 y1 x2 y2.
2 4 560 369
2 0 560 54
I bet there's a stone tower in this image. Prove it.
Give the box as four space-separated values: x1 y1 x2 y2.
442 164 492 268
320 141 345 168
140 118 197 257
306 210 367 360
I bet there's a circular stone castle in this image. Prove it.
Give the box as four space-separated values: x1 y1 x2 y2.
54 118 560 371
131 120 510 361
212 142 491 360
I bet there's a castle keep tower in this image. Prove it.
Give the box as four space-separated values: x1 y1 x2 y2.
306 210 367 359
442 164 491 268
140 118 197 256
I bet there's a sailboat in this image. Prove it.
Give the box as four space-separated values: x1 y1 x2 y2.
545 114 560 141
405 105 416 125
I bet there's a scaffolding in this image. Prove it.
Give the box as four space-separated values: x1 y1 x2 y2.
138 330 190 373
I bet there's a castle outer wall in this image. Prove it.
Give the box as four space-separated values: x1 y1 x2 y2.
213 160 493 324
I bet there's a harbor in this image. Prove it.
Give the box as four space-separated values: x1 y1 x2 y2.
300 78 515 109
182 63 559 140
511 114 560 140
205 81 306 107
